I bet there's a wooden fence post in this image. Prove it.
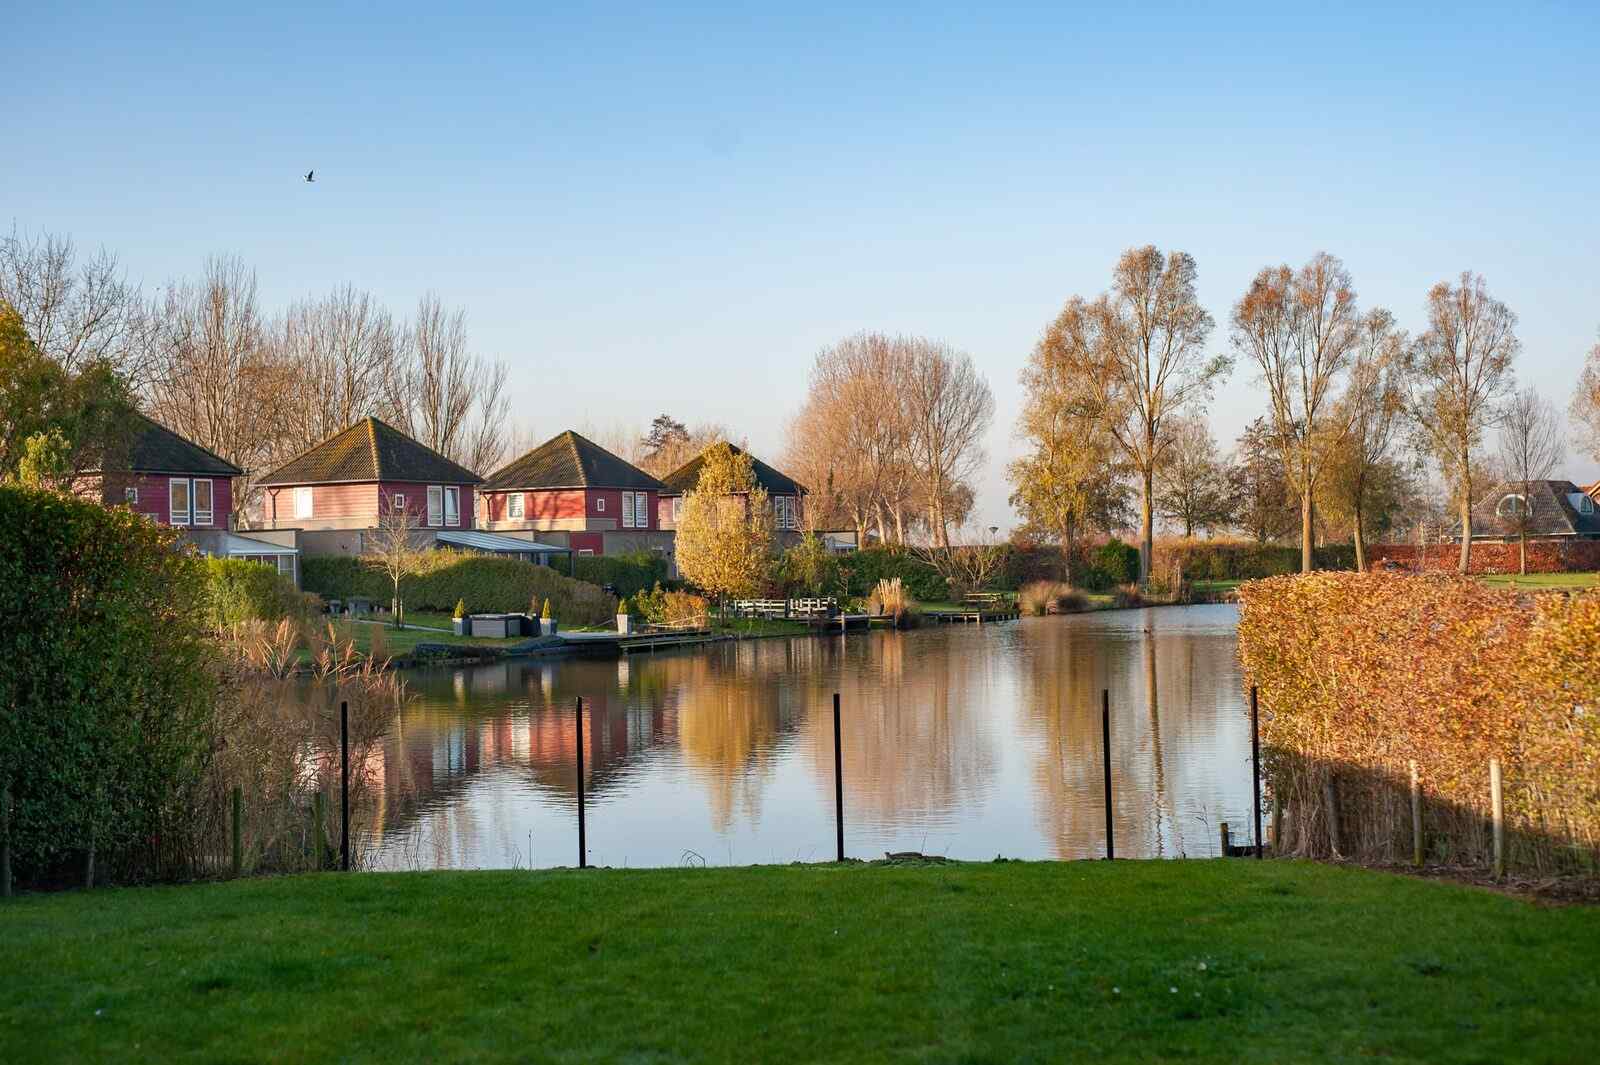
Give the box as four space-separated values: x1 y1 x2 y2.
1323 774 1341 857
575 697 587 869
1 787 11 898
833 693 844 862
313 792 327 870
340 701 350 872
1101 689 1114 860
1250 686 1262 859
1490 757 1504 880
231 786 243 878
1219 822 1231 858
1409 760 1424 867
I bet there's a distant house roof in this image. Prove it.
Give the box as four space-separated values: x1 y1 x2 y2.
1458 480 1600 540
257 417 480 487
481 431 662 492
658 444 806 497
435 530 571 555
92 413 242 477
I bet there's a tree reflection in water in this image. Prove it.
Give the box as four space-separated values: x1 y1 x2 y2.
340 606 1249 869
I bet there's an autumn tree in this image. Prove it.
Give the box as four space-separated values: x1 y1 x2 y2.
674 442 774 607
0 228 146 387
1409 273 1520 573
387 294 512 476
903 338 994 547
1231 253 1361 572
366 498 425 629
1321 309 1409 570
1572 329 1600 461
1036 246 1227 583
1496 387 1564 574
1154 415 1234 538
1228 418 1297 544
637 416 730 479
1010 340 1128 581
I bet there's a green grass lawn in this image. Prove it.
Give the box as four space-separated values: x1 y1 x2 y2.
4 861 1597 1063
1478 571 1599 590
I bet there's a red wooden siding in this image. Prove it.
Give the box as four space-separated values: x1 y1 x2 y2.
262 481 474 530
97 472 233 529
481 488 656 533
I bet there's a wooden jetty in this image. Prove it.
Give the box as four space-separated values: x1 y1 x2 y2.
923 607 1020 625
558 629 727 657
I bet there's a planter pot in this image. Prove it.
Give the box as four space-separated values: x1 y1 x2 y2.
453 617 469 637
540 618 557 636
617 614 634 634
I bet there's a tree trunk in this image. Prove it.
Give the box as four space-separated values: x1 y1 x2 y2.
1139 466 1154 585
1458 488 1472 575
893 506 906 546
1519 532 1527 575
1352 499 1366 572
1300 490 1314 573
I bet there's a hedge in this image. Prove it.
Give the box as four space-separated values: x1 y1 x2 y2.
838 548 948 602
0 486 216 885
1238 572 1600 875
201 557 312 627
572 551 670 599
1153 540 1356 582
302 553 616 626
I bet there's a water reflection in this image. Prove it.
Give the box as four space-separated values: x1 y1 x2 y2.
352 605 1250 869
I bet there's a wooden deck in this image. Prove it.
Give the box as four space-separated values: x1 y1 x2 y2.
923 608 1021 624
558 629 727 656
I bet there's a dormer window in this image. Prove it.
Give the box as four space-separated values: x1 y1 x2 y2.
1496 494 1527 518
1582 496 1596 516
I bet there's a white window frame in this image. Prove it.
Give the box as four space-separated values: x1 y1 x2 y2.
124 486 138 504
508 492 525 520
1497 494 1527 518
192 478 213 526
578 548 595 556
391 492 406 515
444 486 460 527
169 478 191 526
427 485 444 527
621 490 636 529
1582 496 1595 516
294 486 314 520
596 496 606 513
671 497 683 524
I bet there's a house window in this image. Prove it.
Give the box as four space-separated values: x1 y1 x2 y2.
623 490 644 529
427 485 444 527
1582 497 1596 516
169 478 191 525
294 487 314 519
391 493 406 514
193 479 213 526
508 493 525 519
774 495 796 530
671 497 683 524
444 486 460 527
578 548 595 556
596 497 605 513
1496 494 1527 518
123 486 138 504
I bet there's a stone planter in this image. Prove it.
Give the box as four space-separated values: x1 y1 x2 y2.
540 618 557 637
616 613 634 635
453 617 470 637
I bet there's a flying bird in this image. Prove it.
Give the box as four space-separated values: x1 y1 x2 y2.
304 170 315 183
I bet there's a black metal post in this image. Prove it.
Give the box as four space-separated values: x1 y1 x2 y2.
1102 689 1114 860
833 692 844 862
1251 686 1263 860
340 701 350 872
575 697 587 868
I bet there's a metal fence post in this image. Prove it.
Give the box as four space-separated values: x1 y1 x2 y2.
1490 757 1504 879
340 700 350 872
1251 686 1262 859
1102 689 1114 860
231 786 243 878
576 697 587 869
833 692 844 862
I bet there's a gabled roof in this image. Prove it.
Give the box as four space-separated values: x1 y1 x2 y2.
1461 480 1600 539
658 444 806 497
97 413 242 477
257 417 480 487
481 431 662 492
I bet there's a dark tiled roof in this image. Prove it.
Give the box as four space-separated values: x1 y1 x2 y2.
482 431 663 492
659 444 806 497
1462 480 1600 539
258 417 481 486
101 413 242 477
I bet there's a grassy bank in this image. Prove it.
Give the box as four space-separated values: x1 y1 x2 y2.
1478 571 1599 590
4 861 1597 1063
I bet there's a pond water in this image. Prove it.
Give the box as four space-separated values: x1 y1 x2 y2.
365 604 1252 870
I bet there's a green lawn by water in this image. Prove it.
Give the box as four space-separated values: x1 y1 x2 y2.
1478 571 1599 590
3 861 1596 1063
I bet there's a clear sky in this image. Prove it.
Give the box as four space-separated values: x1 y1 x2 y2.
9 2 1599 527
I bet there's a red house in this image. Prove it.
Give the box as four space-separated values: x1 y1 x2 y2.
255 417 482 556
656 444 807 540
479 431 669 558
76 412 241 530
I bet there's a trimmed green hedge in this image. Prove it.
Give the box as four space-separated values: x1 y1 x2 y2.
572 551 670 599
839 548 948 602
201 557 310 627
302 553 617 626
1153 541 1357 581
0 486 215 885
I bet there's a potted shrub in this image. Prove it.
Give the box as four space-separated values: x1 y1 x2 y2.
540 598 556 636
616 598 633 635
452 598 470 637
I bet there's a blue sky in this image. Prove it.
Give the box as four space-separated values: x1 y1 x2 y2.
9 3 1600 527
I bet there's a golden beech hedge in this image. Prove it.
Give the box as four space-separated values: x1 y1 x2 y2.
1238 572 1600 872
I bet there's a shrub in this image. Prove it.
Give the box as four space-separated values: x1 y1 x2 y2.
572 550 670 599
201 557 309 628
838 547 948 602
303 552 616 626
1238 572 1600 874
632 582 707 626
453 598 467 620
1018 580 1087 616
866 576 915 622
0 486 215 886
1092 539 1140 587
1112 583 1145 609
1151 539 1357 582
779 533 841 597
